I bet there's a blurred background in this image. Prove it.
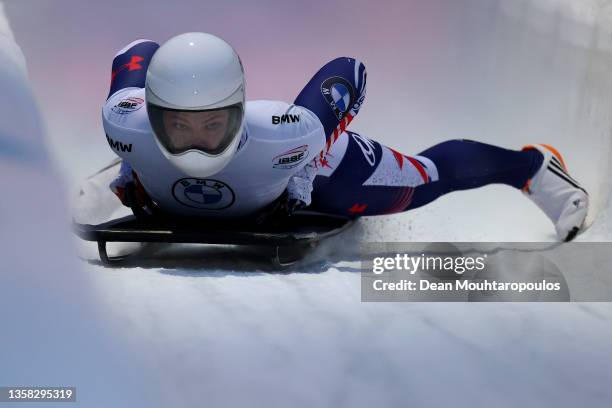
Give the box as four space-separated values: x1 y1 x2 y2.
2 0 612 407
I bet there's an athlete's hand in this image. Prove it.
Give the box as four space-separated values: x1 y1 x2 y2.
110 172 154 217
254 191 307 226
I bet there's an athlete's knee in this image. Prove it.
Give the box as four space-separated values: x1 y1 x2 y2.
320 57 367 99
295 56 367 139
325 56 367 75
108 39 159 99
442 138 472 146
418 139 467 157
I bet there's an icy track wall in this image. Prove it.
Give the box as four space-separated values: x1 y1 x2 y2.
496 0 612 239
350 0 612 242
0 3 155 407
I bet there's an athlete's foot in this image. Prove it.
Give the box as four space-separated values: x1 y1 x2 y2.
522 144 589 241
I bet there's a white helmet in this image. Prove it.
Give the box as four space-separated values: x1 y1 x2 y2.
146 32 245 177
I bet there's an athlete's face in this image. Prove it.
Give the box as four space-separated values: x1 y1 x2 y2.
162 110 230 152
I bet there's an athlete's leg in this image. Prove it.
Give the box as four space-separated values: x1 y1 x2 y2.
408 139 544 209
309 137 543 217
309 131 437 216
293 58 545 219
294 57 367 148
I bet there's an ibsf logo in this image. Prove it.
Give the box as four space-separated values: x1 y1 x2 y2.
172 178 235 210
272 145 309 169
111 97 144 114
321 77 355 120
272 114 300 124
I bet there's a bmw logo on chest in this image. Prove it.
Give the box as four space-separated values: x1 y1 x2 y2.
321 76 355 120
172 178 235 210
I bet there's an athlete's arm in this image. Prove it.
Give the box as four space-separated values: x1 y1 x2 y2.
105 40 159 208
286 158 317 205
279 104 325 209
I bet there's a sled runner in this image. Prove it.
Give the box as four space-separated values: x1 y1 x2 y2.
73 211 354 269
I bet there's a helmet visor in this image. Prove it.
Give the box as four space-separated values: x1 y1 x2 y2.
148 103 243 155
